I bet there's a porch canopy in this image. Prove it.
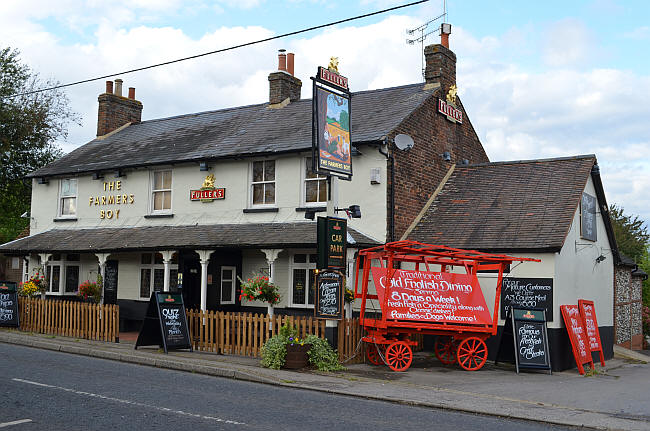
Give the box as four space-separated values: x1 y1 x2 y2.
0 222 379 254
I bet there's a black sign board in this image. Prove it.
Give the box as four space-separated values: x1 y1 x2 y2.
135 292 192 353
317 216 347 269
103 260 118 305
315 269 344 320
581 192 597 241
0 282 19 328
500 277 554 321
496 307 551 374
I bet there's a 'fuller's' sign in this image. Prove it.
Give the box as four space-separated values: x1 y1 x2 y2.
438 98 463 124
190 188 225 201
318 66 348 91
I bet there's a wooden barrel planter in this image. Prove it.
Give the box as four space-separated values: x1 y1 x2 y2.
284 344 311 369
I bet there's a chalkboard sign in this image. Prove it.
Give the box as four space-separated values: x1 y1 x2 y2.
560 304 594 375
135 292 192 353
103 260 118 305
0 282 19 328
581 192 597 241
496 307 551 374
578 299 605 366
315 269 344 319
501 277 554 321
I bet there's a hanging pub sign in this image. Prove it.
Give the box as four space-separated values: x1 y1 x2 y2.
579 299 605 366
496 307 551 374
0 282 19 328
312 57 353 180
135 292 192 353
315 269 344 320
580 192 597 241
438 85 463 124
190 174 225 202
500 277 554 321
560 304 594 375
317 216 347 269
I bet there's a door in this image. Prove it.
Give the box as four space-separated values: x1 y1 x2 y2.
181 258 201 309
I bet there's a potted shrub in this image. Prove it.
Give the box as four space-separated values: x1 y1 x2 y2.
238 274 280 316
18 272 47 298
77 274 103 304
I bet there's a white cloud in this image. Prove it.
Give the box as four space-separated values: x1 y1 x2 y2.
543 19 595 67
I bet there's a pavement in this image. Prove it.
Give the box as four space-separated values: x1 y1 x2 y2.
2 329 649 431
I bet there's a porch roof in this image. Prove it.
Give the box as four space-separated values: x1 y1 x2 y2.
0 222 379 254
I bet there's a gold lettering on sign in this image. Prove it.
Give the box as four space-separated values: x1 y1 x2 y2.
92 180 134 220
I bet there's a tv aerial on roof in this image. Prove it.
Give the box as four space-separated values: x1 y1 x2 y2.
394 134 415 151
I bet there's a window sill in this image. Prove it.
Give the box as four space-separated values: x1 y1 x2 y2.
295 206 326 213
53 217 77 222
144 213 174 219
243 208 279 213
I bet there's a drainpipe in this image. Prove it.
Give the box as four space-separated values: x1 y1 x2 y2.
379 139 394 242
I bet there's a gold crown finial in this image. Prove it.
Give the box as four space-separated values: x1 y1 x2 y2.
328 57 339 73
446 85 458 105
202 174 215 189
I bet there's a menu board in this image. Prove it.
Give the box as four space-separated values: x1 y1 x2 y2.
315 270 344 319
495 308 551 373
560 304 594 375
371 268 491 325
579 299 605 366
0 282 19 328
103 260 118 305
135 292 192 353
501 277 553 321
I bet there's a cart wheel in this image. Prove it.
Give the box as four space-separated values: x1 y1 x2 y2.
366 344 385 366
385 341 413 372
456 337 488 371
434 336 457 365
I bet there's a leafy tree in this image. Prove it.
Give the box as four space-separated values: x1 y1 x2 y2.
609 204 649 261
0 47 78 242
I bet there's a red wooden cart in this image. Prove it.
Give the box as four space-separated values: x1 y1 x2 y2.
354 241 539 372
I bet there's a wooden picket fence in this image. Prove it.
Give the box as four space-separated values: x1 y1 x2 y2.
18 297 119 343
186 310 326 357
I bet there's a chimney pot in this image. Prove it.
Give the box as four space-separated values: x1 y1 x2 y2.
278 49 287 72
287 53 295 76
114 79 123 97
440 23 451 49
128 87 135 99
105 81 113 94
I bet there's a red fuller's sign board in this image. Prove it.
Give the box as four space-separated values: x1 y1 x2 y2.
560 305 594 375
578 299 605 366
371 268 492 325
189 188 225 201
438 98 463 123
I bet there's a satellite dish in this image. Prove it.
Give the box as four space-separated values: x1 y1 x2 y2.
394 134 414 150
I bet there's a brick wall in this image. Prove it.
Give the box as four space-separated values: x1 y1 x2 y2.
614 264 644 349
97 93 143 136
268 72 302 105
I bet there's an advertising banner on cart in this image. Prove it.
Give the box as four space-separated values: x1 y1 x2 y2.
371 268 492 325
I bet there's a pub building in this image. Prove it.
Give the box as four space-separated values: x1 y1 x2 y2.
0 27 626 370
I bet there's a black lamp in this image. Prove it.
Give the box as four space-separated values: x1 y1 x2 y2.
335 205 361 219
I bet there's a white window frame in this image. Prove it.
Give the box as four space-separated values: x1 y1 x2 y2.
58 178 78 218
249 159 276 207
302 157 327 206
288 250 317 308
150 169 173 214
139 252 178 299
46 254 80 296
220 266 236 305
11 257 20 270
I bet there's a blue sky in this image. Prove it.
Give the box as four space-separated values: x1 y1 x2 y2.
1 0 649 224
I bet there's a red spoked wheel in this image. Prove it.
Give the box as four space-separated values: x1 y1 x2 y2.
366 344 386 366
385 341 413 372
456 337 488 371
434 336 457 365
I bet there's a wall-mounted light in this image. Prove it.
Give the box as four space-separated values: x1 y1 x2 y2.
114 169 126 178
92 172 104 180
199 161 211 171
595 255 606 263
335 204 361 219
304 208 317 220
37 177 49 185
441 151 451 162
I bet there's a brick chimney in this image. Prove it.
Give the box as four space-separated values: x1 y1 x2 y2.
268 49 302 106
96 79 143 136
424 23 456 91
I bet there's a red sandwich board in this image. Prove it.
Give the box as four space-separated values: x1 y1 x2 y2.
578 299 605 366
560 305 594 375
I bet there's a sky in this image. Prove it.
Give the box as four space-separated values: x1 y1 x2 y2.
1 0 649 223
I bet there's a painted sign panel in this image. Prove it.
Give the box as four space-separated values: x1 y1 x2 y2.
581 192 597 241
500 277 553 321
578 299 605 366
189 188 225 201
314 86 352 178
319 66 348 90
437 98 463 123
560 304 594 375
315 269 344 319
317 216 347 269
0 282 19 328
371 268 492 325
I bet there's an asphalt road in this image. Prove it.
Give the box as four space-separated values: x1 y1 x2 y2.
0 343 577 431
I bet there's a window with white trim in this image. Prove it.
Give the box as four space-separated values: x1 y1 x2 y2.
59 178 77 217
46 254 80 295
290 252 317 307
151 170 172 212
304 158 327 205
220 266 236 304
139 252 178 298
250 160 275 206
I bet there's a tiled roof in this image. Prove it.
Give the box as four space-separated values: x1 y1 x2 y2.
0 223 379 253
31 83 435 177
406 155 597 251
